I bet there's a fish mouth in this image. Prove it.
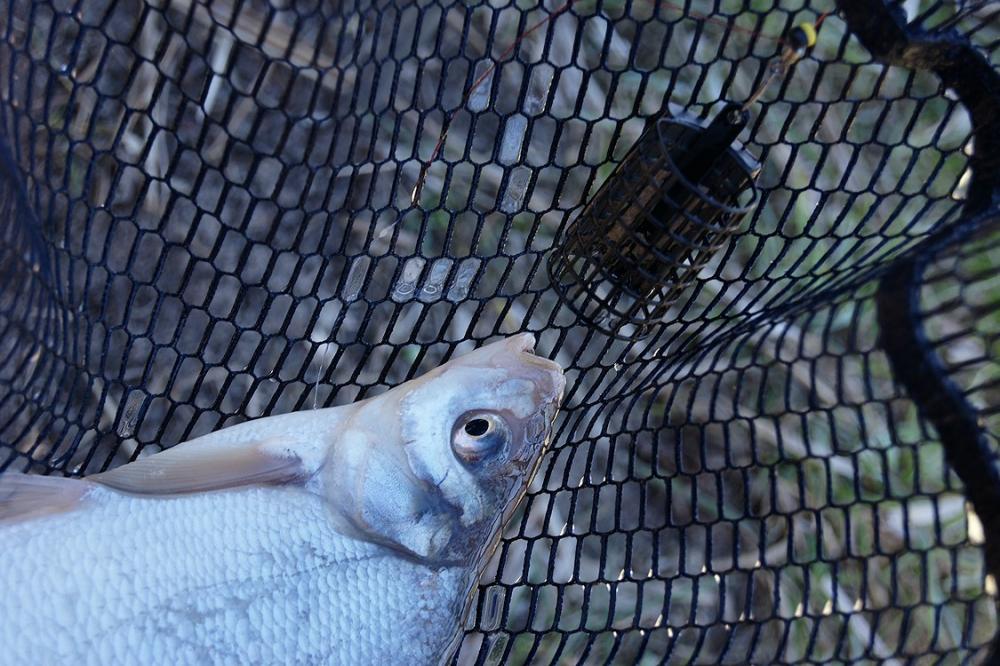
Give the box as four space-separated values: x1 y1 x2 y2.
504 332 537 355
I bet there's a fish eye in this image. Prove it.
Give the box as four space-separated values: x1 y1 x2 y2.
464 418 490 436
453 413 510 464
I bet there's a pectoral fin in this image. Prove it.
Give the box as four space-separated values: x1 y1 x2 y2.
0 473 94 524
91 436 306 495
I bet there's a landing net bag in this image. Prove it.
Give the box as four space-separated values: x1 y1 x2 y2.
0 0 998 661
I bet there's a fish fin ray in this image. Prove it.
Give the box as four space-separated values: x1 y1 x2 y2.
91 436 306 496
0 473 93 524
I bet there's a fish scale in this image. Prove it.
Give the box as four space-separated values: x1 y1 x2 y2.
0 486 466 665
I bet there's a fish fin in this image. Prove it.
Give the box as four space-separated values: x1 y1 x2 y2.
90 436 306 496
0 473 94 524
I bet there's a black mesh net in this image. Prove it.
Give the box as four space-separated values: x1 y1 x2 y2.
1 0 999 662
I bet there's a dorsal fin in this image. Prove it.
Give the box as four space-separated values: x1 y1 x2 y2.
90 435 307 496
0 473 94 524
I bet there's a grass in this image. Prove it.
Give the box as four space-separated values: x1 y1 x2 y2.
0 0 996 662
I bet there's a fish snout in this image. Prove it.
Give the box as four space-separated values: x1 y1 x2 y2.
514 354 565 456
495 334 566 406
521 353 565 411
483 335 565 456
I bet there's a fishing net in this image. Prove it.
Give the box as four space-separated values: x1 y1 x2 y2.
1 0 998 661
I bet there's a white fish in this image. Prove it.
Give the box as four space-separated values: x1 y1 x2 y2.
0 334 564 665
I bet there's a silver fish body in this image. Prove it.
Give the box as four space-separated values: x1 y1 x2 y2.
0 334 564 665
1 483 465 665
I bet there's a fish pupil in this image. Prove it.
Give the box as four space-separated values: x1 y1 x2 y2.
464 418 490 437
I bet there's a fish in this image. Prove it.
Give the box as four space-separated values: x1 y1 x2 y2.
0 333 564 665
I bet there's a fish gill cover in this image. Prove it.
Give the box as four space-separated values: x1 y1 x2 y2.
0 0 998 662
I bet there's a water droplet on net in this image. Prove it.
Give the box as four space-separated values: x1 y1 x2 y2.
342 256 370 302
391 258 426 303
467 60 494 112
500 166 531 214
480 587 505 632
446 258 481 302
498 115 527 165
419 259 452 302
117 391 145 439
391 281 415 301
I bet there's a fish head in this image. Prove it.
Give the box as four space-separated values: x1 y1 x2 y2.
323 333 564 565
